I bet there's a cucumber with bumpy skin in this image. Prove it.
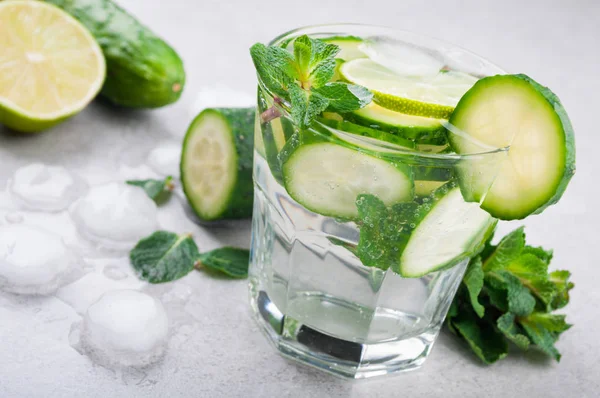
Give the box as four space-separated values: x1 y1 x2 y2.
400 184 496 277
181 108 254 221
47 0 185 108
449 74 576 220
345 103 448 145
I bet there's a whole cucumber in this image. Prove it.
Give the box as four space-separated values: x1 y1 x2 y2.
46 0 185 108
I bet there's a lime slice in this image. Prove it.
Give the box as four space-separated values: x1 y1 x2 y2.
340 59 477 119
0 1 106 133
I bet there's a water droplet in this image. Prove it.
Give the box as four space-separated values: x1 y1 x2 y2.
409 223 416 228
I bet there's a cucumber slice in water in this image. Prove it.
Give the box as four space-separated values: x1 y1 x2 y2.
400 186 496 277
449 74 576 220
319 119 416 151
345 103 447 145
282 142 414 219
181 108 254 221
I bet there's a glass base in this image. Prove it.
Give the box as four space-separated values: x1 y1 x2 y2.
249 287 437 379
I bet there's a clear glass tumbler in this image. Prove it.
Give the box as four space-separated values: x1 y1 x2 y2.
248 24 507 378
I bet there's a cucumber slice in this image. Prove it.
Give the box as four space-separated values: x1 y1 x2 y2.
319 119 416 151
449 74 576 220
414 180 446 197
282 142 414 219
322 36 366 61
400 186 496 277
344 103 447 145
181 108 254 221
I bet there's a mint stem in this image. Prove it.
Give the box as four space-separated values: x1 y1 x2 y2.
260 105 281 124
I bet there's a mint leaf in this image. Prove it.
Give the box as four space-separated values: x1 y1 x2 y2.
354 194 416 271
250 43 293 98
251 35 372 129
522 246 553 264
313 82 373 113
549 270 574 310
524 312 571 334
130 231 199 283
497 313 530 350
506 253 548 279
463 257 485 317
448 226 574 363
519 314 564 361
482 226 525 271
127 176 174 204
309 58 337 89
289 84 330 128
450 308 508 364
196 247 250 278
489 270 536 317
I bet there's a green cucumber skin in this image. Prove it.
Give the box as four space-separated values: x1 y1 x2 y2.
397 184 496 277
514 74 575 217
182 108 255 221
46 0 185 108
449 74 576 220
343 111 448 145
319 118 416 149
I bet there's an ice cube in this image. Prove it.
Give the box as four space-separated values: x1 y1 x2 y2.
69 182 158 253
360 37 444 76
146 142 182 178
0 225 80 295
56 270 145 314
8 163 88 212
80 290 169 368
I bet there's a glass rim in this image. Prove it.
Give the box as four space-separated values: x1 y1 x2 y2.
258 23 509 160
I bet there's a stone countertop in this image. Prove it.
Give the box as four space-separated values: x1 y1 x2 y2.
0 0 599 396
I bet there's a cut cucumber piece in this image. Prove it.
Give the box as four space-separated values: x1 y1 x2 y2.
344 103 447 145
340 59 478 119
449 74 576 220
319 119 416 151
414 180 446 197
322 36 366 61
282 142 414 219
181 108 254 221
400 186 496 277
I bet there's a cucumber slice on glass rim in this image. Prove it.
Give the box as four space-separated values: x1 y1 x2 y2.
449 74 575 220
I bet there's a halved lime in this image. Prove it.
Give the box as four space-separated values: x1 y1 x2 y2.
0 1 106 133
340 59 478 119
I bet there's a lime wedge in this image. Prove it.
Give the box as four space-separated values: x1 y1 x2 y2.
0 1 106 133
340 59 477 119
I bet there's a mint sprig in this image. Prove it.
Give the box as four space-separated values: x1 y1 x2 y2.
127 176 174 204
250 35 373 128
447 227 573 363
130 231 250 283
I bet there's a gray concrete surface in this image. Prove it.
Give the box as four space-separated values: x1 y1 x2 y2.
0 0 598 396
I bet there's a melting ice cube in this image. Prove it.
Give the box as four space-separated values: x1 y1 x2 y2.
147 142 182 178
79 290 169 368
0 225 80 295
8 163 88 212
360 37 444 76
69 182 158 253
